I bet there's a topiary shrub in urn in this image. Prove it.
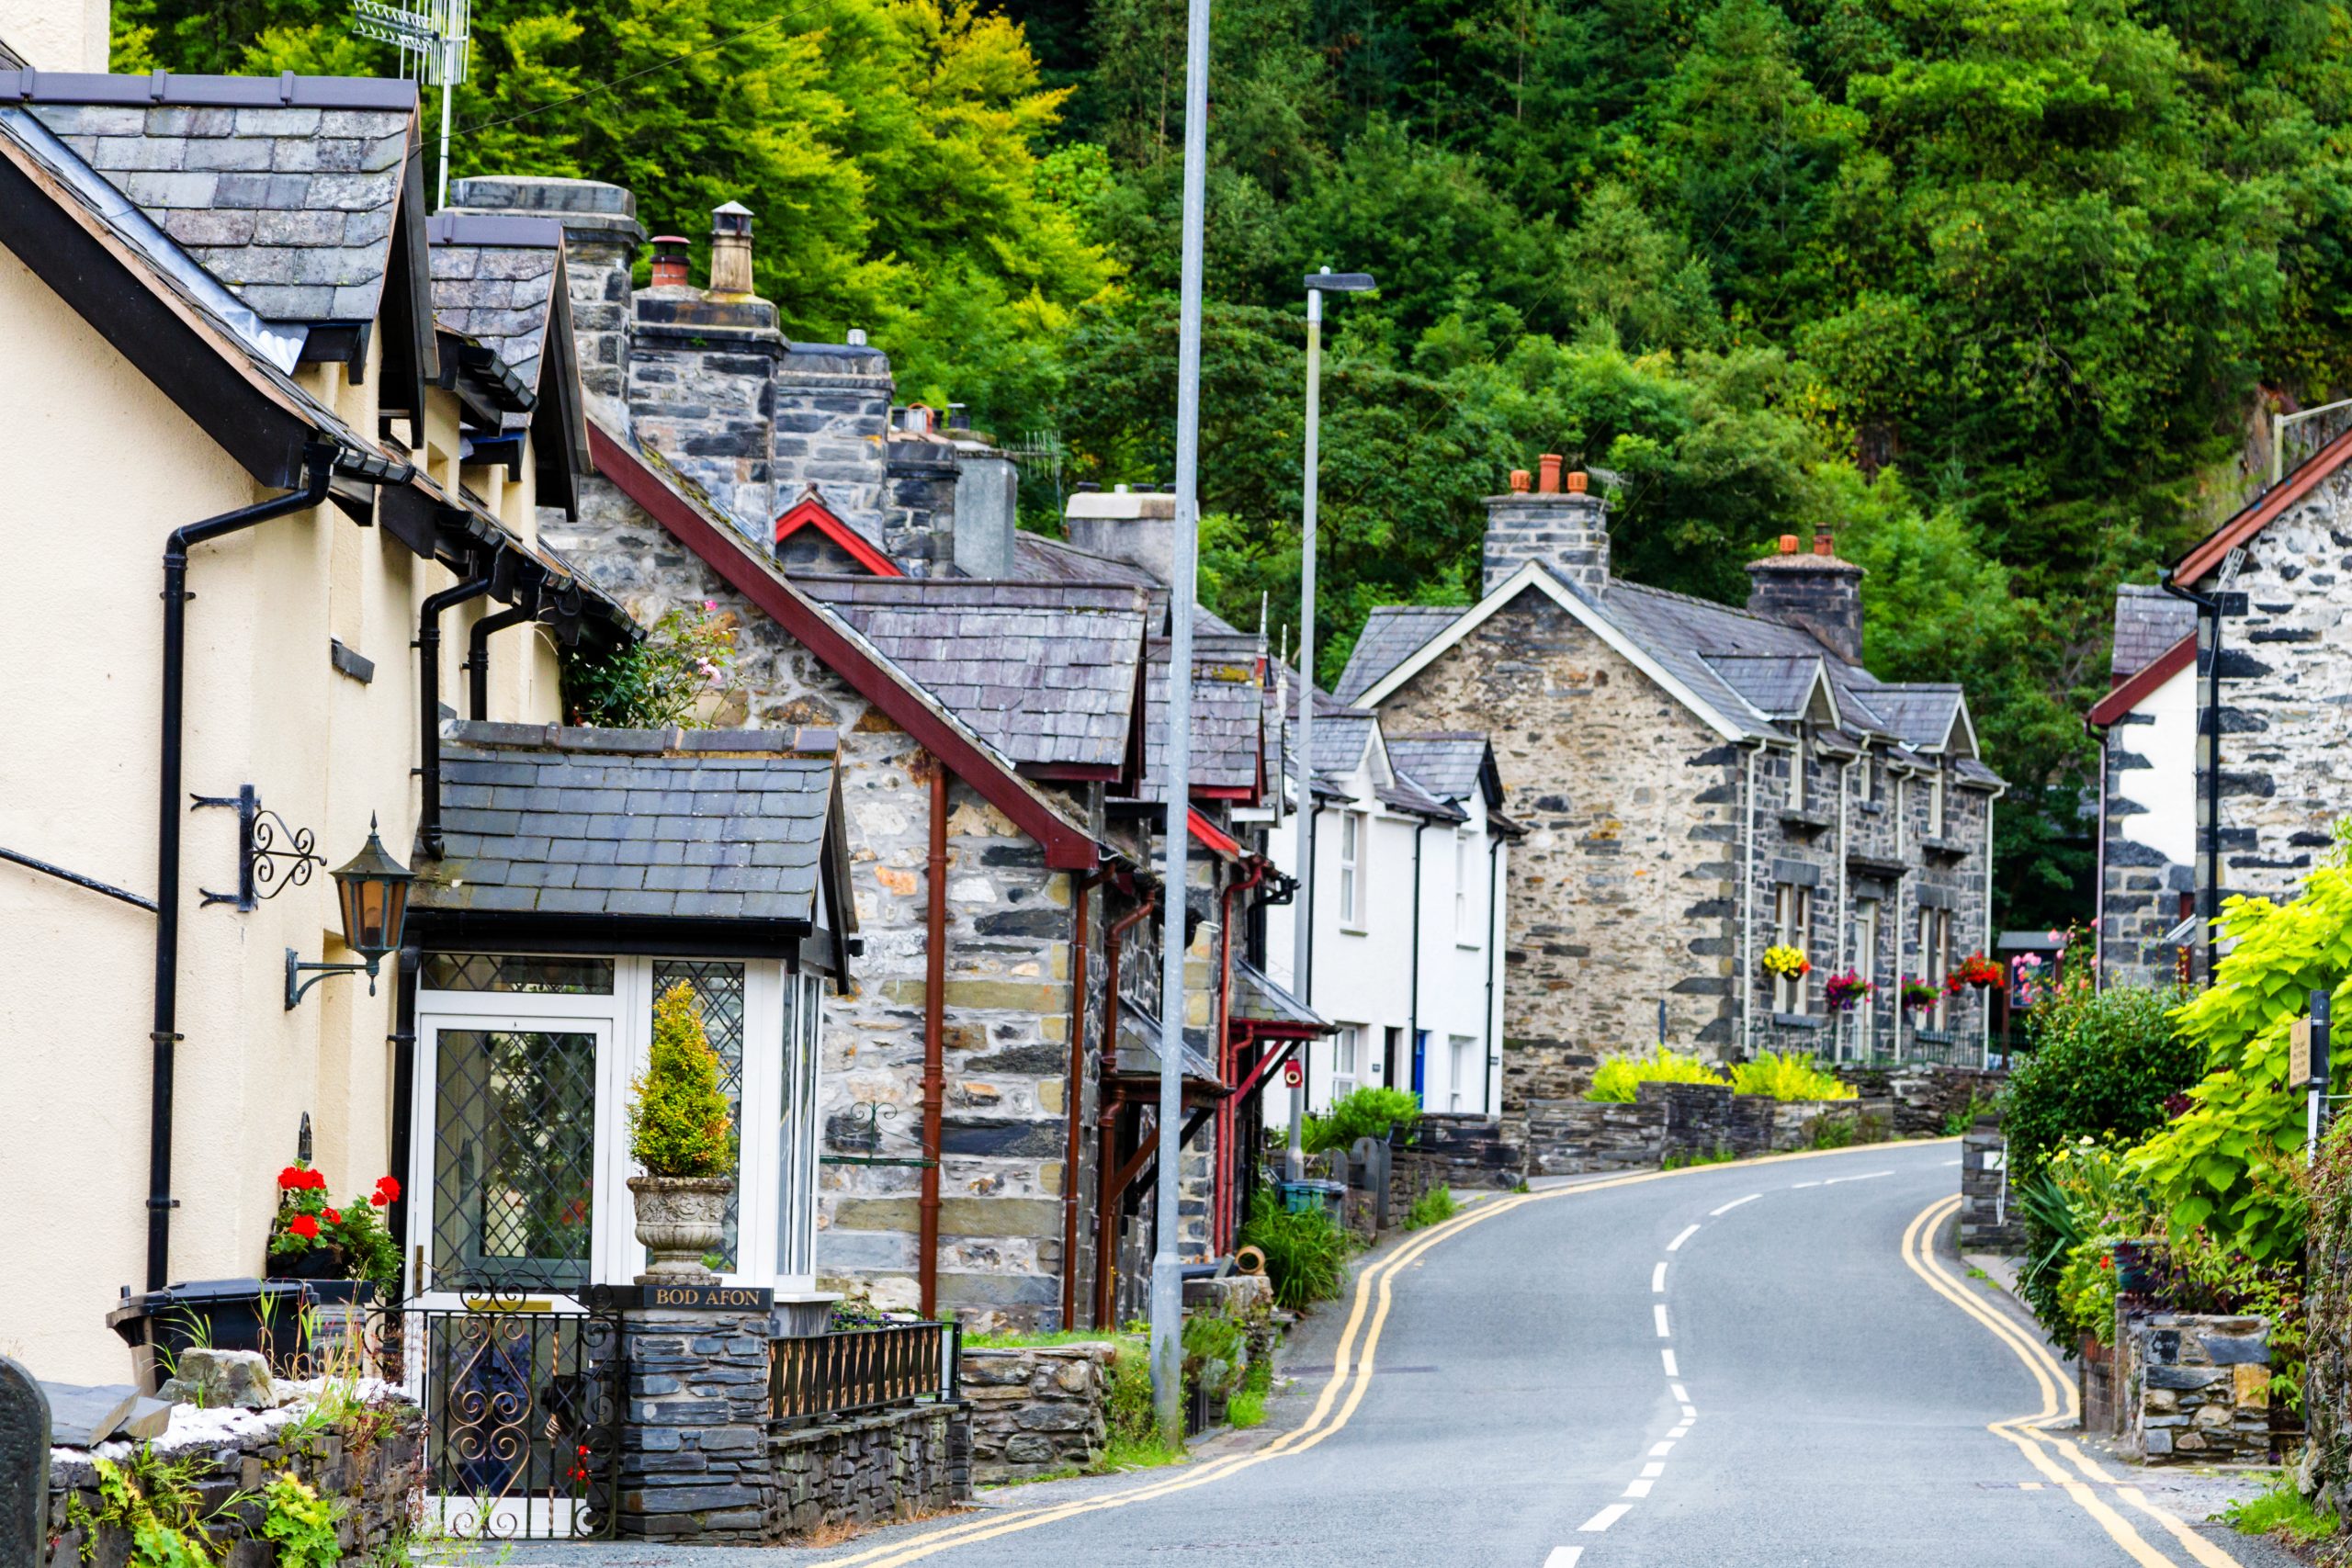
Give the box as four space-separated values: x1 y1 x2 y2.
628 980 738 1281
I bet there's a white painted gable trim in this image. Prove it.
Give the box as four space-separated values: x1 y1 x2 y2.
1353 561 1751 742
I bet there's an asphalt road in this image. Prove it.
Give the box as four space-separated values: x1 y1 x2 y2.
512 1140 2301 1568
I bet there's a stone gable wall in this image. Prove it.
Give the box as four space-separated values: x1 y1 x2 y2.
1371 593 1743 1117
547 478 1111 1329
2101 709 2198 988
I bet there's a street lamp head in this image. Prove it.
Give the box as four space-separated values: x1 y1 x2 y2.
1305 270 1376 293
329 813 414 967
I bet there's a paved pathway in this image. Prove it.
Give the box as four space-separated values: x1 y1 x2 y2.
506 1140 2301 1567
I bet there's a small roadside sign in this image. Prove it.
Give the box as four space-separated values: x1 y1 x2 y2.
2292 1018 2313 1088
1282 1059 1304 1089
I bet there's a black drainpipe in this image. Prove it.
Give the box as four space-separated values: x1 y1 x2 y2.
417 559 497 856
463 585 540 721
150 445 338 1291
2162 569 2223 983
1482 832 1503 1117
387 941 421 1294
1406 818 1427 1100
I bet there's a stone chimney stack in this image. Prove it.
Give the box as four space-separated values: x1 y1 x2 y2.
1746 531 1866 664
1482 455 1610 596
446 175 646 434
708 201 755 295
1065 484 1179 584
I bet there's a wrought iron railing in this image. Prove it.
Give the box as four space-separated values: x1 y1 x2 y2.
770 1321 959 1424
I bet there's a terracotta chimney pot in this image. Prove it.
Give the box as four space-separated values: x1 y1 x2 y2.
1814 531 1835 557
1509 469 1532 493
1538 454 1564 494
1566 470 1589 495
650 235 691 290
1779 534 1800 554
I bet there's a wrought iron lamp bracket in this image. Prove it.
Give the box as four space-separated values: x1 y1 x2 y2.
194 785 324 909
285 947 381 1010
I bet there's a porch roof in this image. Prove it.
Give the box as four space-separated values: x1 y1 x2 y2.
415 722 842 927
1229 959 1333 1035
1113 997 1225 1089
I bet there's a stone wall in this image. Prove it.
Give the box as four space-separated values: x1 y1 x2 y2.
617 1307 775 1540
548 477 1111 1329
1523 1081 1889 1174
1834 1064 2004 1137
767 1404 964 1539
1406 1114 1523 1189
47 1393 422 1568
2119 1313 2275 1464
1957 1116 2026 1252
1373 593 1745 1110
959 1344 1113 1483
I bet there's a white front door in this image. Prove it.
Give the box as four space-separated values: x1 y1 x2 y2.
412 953 822 1303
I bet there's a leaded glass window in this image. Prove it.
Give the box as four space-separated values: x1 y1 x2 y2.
430 1028 597 1292
424 954 616 995
653 961 746 1271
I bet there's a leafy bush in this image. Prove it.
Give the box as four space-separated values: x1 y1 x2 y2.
2016 1137 2156 1348
1942 1090 1998 1137
2219 1476 2338 1547
1101 1339 1179 1468
1238 1188 1352 1310
1586 1046 1726 1102
259 1475 343 1568
1730 1051 1856 1101
1304 1086 1422 1153
560 603 739 729
1403 1186 1458 1230
2002 980 2198 1184
629 981 737 1178
1808 1114 1857 1149
2128 858 2352 1262
1182 1311 1247 1402
1226 1388 1267 1428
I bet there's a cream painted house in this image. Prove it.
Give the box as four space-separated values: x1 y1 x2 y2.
0 67 853 1382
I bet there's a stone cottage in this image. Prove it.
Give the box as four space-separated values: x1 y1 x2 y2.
1338 460 2001 1128
2085 424 2352 987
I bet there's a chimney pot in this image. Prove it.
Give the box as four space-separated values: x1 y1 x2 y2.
1779 534 1800 554
1815 532 1835 557
1510 469 1532 493
1566 469 1589 495
708 201 755 295
649 235 691 290
1538 454 1564 494
847 327 867 346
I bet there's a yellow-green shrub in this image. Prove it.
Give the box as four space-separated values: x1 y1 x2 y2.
1729 1050 1855 1101
628 981 736 1177
1586 1046 1727 1102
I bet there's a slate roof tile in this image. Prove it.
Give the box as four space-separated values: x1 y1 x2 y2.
1230 959 1332 1030
1384 734 1494 805
2111 583 2196 681
1136 635 1267 801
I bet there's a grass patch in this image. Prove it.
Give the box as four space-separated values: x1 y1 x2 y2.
1808 1114 1858 1150
1238 1189 1353 1310
964 1327 1127 1350
1226 1389 1267 1428
2217 1476 2338 1546
1403 1187 1459 1230
1663 1143 1736 1170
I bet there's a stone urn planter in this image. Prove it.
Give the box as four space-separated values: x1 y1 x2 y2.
628 1175 733 1281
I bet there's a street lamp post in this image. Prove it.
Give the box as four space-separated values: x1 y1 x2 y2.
1288 266 1374 1180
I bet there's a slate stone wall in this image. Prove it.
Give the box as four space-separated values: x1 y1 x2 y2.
1371 593 1744 1119
959 1344 1113 1483
1833 1064 2004 1137
772 344 896 541
2191 480 2352 915
548 476 1112 1330
1521 1081 1888 1174
2119 1313 2275 1464
627 297 784 541
766 1404 964 1540
47 1398 422 1568
1957 1116 2026 1252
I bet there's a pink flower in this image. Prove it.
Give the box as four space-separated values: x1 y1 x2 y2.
2048 930 2064 943
703 600 718 612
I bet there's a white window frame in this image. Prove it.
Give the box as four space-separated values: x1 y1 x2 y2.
1453 828 1478 946
1447 1033 1475 1111
1928 765 1948 837
1917 908 1952 1031
1330 1024 1362 1100
1794 726 1810 814
412 954 822 1304
1338 810 1367 930
1773 882 1812 1015
1851 898 1879 1061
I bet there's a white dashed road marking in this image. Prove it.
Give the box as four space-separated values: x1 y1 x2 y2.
1660 1349 1679 1377
1709 1193 1759 1216
1824 1170 1892 1186
1641 1462 1666 1478
1542 1550 1584 1567
1623 1479 1655 1498
1650 1440 1675 1457
1579 1505 1633 1533
1668 1224 1700 1251
1652 1261 1667 1292
1654 1303 1671 1337
1670 1382 1690 1403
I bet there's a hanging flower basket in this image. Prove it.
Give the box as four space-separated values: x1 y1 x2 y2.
1898 977 1938 1012
1761 945 1811 981
1955 952 2003 989
267 1164 401 1293
1823 971 1873 1013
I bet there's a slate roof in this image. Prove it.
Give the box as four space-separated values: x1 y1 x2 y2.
1698 653 1827 721
17 73 418 324
1851 682 1963 752
1230 959 1332 1032
1384 733 1494 806
1113 998 1225 1087
417 722 840 924
2111 583 2197 680
426 214 561 419
1136 635 1266 800
1375 773 1465 820
1009 529 1245 636
1336 606 1463 703
795 577 1148 771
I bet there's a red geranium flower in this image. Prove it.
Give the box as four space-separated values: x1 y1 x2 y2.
278 1165 306 1190
308 1169 329 1190
371 1175 401 1206
288 1213 321 1241
322 1208 341 1225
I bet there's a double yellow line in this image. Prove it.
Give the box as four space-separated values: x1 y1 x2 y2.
1900 1195 2249 1568
816 1141 1929 1568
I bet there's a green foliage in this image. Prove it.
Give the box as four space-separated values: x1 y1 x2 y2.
1237 1188 1352 1310
2014 1139 2153 1348
1225 1388 1267 1428
258 1476 343 1568
1101 1338 1184 1469
1303 1086 1422 1153
70 1450 235 1568
1663 1143 1736 1170
1182 1312 1246 1402
1587 1046 1727 1103
628 981 737 1178
1942 1091 1998 1139
1403 1186 1458 1230
2001 980 2199 1183
560 604 739 730
1730 1051 1857 1102
1807 1115 1857 1150
2129 861 2352 1261
2219 1475 2339 1546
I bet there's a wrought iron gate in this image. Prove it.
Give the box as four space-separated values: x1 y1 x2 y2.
379 1302 625 1540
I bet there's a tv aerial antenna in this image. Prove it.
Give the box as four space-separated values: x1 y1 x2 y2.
349 0 471 209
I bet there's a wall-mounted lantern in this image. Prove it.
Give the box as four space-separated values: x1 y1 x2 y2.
284 816 414 1009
